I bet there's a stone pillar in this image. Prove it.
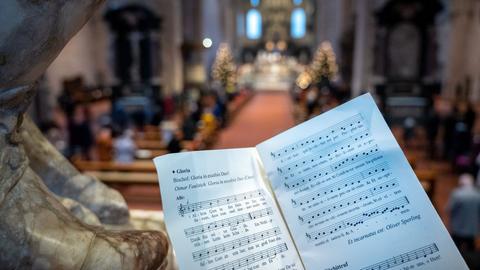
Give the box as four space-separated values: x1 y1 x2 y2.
220 0 236 49
158 0 184 94
351 0 374 97
315 0 343 57
444 0 480 101
202 0 224 75
89 10 115 87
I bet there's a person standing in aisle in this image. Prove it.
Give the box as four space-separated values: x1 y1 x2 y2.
447 174 480 253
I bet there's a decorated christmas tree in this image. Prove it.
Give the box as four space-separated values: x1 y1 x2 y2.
211 43 237 93
299 41 338 88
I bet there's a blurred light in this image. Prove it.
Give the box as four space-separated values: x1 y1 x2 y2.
296 71 311 89
320 41 332 50
291 8 306 39
246 9 262 39
265 41 274 51
293 0 303 5
202 38 212 48
277 40 287 51
250 0 260 7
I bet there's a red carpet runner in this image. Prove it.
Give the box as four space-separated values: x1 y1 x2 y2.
214 91 295 149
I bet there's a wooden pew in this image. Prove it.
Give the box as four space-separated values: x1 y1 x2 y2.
405 150 428 169
85 171 158 184
135 131 162 141
406 153 418 169
74 160 156 172
134 139 199 151
144 125 160 132
415 168 437 204
135 149 168 160
134 139 166 150
85 171 162 208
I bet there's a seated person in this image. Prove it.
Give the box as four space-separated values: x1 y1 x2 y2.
113 129 136 163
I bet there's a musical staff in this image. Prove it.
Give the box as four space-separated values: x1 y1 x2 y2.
284 145 381 189
192 227 281 261
292 162 390 207
307 196 409 241
271 114 365 159
208 243 288 270
279 130 372 175
330 145 380 171
178 189 264 216
299 180 399 224
184 208 273 236
360 243 439 270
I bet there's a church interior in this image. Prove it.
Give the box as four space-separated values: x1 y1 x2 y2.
2 0 480 269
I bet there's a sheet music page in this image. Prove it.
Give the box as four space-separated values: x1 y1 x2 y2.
154 148 304 270
256 93 467 270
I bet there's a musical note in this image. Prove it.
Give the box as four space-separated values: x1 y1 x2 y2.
329 145 380 171
360 243 439 270
308 197 409 241
177 189 264 216
208 243 288 270
192 227 281 261
299 180 399 224
283 145 382 189
270 114 365 160
292 162 390 207
278 130 372 175
184 208 273 236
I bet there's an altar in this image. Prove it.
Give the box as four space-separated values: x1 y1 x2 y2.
242 52 298 91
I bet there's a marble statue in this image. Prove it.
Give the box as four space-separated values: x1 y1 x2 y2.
21 116 130 225
0 0 168 269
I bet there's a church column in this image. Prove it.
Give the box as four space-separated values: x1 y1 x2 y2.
315 0 343 59
466 2 480 102
220 0 236 49
202 0 225 75
444 0 480 101
351 0 374 97
444 0 469 99
158 0 184 94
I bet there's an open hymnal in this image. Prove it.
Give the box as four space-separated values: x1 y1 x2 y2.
154 93 467 270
